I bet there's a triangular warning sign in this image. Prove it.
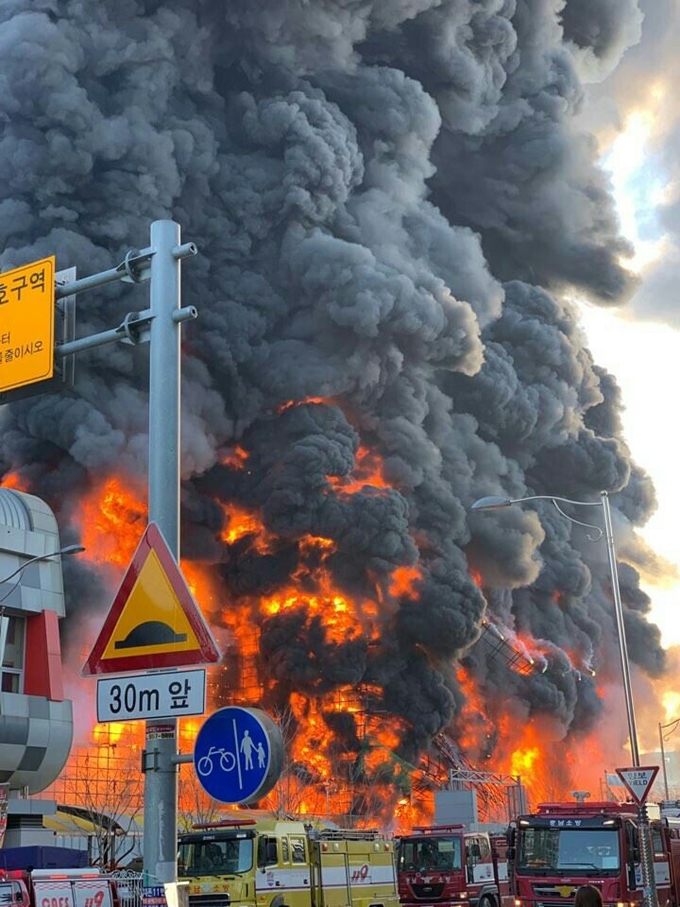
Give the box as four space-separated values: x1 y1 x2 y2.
83 523 220 675
615 765 659 805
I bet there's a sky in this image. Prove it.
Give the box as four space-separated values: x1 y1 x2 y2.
579 308 680 646
577 2 680 653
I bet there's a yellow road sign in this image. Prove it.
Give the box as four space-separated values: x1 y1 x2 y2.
0 256 56 393
83 522 220 675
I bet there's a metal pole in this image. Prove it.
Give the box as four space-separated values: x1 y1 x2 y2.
143 220 183 887
660 723 669 800
601 491 657 907
638 804 657 907
600 491 641 767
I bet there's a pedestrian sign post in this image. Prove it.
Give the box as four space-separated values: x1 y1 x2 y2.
615 766 659 805
0 256 56 394
83 522 220 674
194 707 284 804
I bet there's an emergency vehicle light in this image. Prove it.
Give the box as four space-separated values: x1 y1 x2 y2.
192 819 257 829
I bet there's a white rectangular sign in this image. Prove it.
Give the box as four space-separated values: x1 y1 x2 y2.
96 668 206 722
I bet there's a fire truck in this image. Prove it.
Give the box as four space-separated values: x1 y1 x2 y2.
177 817 399 907
509 801 680 907
395 825 513 907
0 867 120 907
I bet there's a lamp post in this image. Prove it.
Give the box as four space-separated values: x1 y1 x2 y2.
0 544 85 605
0 543 85 692
659 719 680 801
471 490 658 907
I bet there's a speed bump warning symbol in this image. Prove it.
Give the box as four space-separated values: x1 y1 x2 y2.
83 522 220 675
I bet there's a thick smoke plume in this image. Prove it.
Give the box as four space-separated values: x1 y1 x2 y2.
0 0 666 811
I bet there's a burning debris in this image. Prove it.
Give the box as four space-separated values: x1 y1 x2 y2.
0 1 665 820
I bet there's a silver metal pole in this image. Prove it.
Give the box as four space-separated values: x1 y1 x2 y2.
601 491 657 907
143 219 182 886
600 490 640 767
660 723 669 800
638 804 658 907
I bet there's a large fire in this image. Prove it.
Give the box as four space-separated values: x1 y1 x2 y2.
45 404 628 835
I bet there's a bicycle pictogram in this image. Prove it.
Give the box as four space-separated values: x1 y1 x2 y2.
197 745 236 776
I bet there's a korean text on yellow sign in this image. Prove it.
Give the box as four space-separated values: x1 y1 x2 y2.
0 256 55 393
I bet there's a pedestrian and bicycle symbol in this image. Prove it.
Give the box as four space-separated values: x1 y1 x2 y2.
197 730 267 775
193 706 284 804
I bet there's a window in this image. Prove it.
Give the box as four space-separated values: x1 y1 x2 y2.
258 836 278 867
0 882 23 906
1 613 25 693
517 828 620 872
178 836 253 876
398 837 463 872
290 838 306 863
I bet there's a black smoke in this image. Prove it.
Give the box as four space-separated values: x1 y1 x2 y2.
0 0 665 811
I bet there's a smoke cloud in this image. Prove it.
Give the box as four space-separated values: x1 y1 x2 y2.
0 0 666 810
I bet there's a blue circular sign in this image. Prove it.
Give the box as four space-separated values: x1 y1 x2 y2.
193 707 283 804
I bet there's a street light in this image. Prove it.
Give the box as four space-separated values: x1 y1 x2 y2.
0 543 86 605
659 719 680 800
471 490 659 907
471 491 640 766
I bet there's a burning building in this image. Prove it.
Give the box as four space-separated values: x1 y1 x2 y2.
0 1 667 824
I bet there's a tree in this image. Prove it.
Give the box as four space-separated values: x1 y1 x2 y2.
178 767 222 830
60 744 143 869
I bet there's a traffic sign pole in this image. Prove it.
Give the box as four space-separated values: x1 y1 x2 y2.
616 767 660 907
144 220 184 888
0 224 200 889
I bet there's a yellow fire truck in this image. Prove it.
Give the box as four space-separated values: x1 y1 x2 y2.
177 818 399 907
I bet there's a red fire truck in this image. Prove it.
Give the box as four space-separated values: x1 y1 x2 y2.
0 867 120 907
509 801 680 907
396 825 513 907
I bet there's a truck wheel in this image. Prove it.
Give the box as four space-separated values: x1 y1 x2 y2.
479 896 497 907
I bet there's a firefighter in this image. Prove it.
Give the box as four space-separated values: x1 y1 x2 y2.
574 886 603 907
421 842 439 870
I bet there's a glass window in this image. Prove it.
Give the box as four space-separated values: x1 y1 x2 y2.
178 837 253 876
290 838 306 863
258 836 278 867
398 837 463 872
281 837 289 863
1 672 20 693
651 826 664 857
518 828 620 872
2 615 25 668
1 614 24 694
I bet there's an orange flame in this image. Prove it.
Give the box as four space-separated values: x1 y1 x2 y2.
221 446 250 470
54 420 621 831
1 471 29 491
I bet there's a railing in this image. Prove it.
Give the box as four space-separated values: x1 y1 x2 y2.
110 869 144 907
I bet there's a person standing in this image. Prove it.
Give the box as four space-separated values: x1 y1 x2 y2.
574 885 603 907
